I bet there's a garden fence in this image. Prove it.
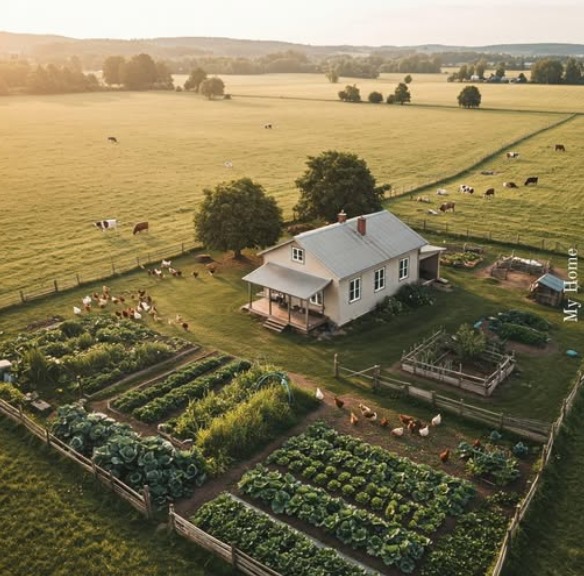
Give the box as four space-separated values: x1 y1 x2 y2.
0 239 201 313
0 399 152 518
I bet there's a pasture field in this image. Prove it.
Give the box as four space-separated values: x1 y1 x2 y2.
0 418 226 576
0 78 579 295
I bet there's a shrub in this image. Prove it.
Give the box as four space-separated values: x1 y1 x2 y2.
60 321 84 338
0 383 26 406
395 284 434 308
498 323 548 347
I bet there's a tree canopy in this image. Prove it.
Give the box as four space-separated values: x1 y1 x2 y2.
194 178 283 257
293 151 389 223
530 58 565 84
394 82 411 105
200 77 225 99
457 85 482 108
338 84 361 102
184 67 207 92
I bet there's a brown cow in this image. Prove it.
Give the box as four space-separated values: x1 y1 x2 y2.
484 188 495 198
555 144 566 152
439 201 455 213
133 221 149 235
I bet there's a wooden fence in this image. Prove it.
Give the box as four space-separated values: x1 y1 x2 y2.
0 239 201 312
334 355 551 442
168 504 282 576
0 399 152 518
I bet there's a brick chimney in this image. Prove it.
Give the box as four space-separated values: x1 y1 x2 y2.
357 216 366 235
337 210 347 223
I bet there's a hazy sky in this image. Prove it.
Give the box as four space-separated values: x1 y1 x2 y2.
4 0 583 46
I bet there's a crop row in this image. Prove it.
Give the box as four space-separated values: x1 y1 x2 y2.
132 360 252 423
267 422 475 534
193 493 368 576
239 465 430 573
111 355 229 413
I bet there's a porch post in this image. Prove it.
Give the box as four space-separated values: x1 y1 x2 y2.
248 283 252 308
305 299 309 332
287 296 291 323
268 288 272 316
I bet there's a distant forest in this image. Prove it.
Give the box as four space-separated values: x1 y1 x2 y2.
0 31 583 95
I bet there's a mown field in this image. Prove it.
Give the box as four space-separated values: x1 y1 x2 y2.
0 73 581 297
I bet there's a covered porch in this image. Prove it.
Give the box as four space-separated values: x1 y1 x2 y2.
419 245 446 282
242 262 331 334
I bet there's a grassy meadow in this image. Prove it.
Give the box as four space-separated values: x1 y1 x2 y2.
1 73 581 297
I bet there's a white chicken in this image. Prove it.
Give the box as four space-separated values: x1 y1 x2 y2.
73 306 82 315
133 311 142 320
82 295 92 307
358 403 372 415
431 414 442 426
419 426 430 437
315 387 324 400
391 427 404 437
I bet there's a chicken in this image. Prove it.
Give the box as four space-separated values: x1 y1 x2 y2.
439 449 450 463
73 306 82 315
334 396 345 409
419 425 430 437
98 298 108 308
315 387 324 400
399 414 415 426
133 311 142 320
380 417 389 427
350 412 359 425
358 403 372 415
408 420 421 434
84 304 91 313
192 271 199 278
82 295 92 307
175 314 183 323
472 439 482 449
391 427 404 437
364 411 377 421
431 414 442 427
111 296 120 304
161 259 172 268
181 322 189 331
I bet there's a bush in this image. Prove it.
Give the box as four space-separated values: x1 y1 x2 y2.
375 296 405 320
395 284 434 308
498 323 548 347
0 383 26 406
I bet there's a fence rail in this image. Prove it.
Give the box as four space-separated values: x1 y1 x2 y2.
0 399 152 518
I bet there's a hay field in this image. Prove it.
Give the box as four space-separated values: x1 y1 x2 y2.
0 77 579 294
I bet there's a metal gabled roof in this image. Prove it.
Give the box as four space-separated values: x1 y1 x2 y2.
535 273 565 293
242 262 331 299
295 211 427 279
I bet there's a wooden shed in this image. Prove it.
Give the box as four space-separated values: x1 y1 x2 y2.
530 273 565 307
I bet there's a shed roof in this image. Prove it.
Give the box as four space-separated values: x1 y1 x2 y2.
292 211 427 279
535 273 565 293
242 262 331 299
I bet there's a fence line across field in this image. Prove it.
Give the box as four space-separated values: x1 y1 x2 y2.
334 358 583 576
0 398 152 518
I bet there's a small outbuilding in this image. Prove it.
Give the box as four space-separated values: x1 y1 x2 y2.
530 273 565 307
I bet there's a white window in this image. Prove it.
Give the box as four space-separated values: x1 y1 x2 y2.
374 267 386 292
399 257 410 280
349 278 361 303
310 291 323 305
292 247 304 263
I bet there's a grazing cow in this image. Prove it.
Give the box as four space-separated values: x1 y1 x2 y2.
555 144 566 152
439 201 456 213
415 196 431 203
436 188 449 196
506 152 519 159
107 136 118 143
459 184 474 194
484 188 495 198
133 221 149 235
264 123 273 129
524 176 539 186
481 170 496 176
94 219 117 231
503 181 518 189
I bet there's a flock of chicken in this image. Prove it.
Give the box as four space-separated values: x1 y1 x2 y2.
315 387 450 463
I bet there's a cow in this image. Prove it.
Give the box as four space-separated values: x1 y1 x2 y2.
94 219 117 231
439 201 455 213
133 221 149 235
503 181 518 189
107 136 118 143
555 144 566 152
436 188 449 196
264 123 273 129
459 184 474 194
506 152 519 159
524 176 539 186
484 188 495 198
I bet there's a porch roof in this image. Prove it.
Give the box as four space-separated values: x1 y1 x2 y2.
419 244 447 260
243 262 331 300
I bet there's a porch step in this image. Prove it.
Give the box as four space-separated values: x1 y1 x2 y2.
263 318 289 333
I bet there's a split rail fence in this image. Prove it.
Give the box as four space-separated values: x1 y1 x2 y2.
0 398 152 518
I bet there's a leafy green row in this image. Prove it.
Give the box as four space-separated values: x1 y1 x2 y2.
239 465 430 573
111 355 229 412
458 442 520 486
193 493 368 576
132 360 252 423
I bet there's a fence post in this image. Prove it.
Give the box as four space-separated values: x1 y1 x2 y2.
333 354 339 378
143 484 152 519
373 364 380 391
108 469 115 490
168 503 176 531
499 412 505 430
19 290 26 303
231 546 239 569
53 280 59 293
45 428 51 446
459 398 464 416
111 257 116 275
92 460 98 478
76 273 81 286
431 391 436 407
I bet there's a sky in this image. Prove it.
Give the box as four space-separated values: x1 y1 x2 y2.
3 0 584 47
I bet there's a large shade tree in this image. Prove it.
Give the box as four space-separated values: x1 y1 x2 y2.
200 77 225 99
194 178 283 257
294 151 389 222
457 85 482 108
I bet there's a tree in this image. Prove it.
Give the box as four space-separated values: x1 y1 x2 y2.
530 58 563 84
517 72 527 83
404 74 412 84
495 62 506 79
103 56 125 85
326 67 339 83
293 150 389 222
475 59 487 79
184 67 207 92
368 91 383 103
458 64 468 82
457 85 481 108
394 82 411 105
194 178 283 258
338 84 361 102
200 77 225 99
563 58 582 85
120 53 157 90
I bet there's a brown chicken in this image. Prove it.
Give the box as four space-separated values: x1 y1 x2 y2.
350 412 359 425
473 439 482 449
380 417 389 427
399 414 415 426
439 449 450 463
334 396 345 409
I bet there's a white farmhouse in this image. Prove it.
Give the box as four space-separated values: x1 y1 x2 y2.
242 210 444 333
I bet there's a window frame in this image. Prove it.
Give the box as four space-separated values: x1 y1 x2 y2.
349 277 361 303
374 267 386 292
310 291 323 306
398 257 410 281
291 246 304 264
